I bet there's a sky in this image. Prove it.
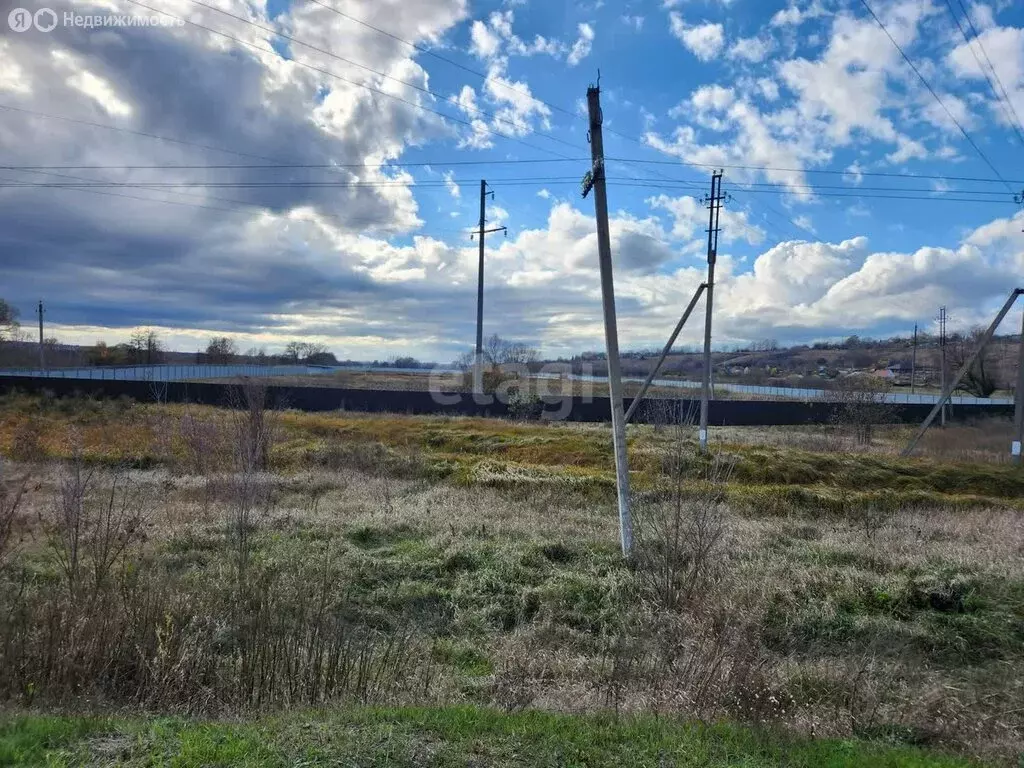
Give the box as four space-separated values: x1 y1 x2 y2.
1 0 1023 362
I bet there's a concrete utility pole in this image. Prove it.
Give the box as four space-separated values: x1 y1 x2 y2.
699 170 725 453
938 306 948 426
910 323 917 394
471 180 506 395
583 81 632 557
1015 307 1024 465
37 300 45 371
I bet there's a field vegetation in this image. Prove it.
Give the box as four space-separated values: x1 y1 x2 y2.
0 389 1021 765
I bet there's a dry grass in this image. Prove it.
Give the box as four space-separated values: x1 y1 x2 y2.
0 393 1022 763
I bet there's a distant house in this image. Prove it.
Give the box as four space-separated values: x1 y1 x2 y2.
871 368 896 380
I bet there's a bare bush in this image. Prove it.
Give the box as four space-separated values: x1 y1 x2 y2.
9 415 45 462
179 409 221 476
829 377 898 446
0 464 28 565
43 456 144 601
632 408 733 612
228 381 277 473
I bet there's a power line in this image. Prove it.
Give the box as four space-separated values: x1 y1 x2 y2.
606 156 1024 185
857 0 1011 190
631 179 1015 196
607 181 1018 204
0 158 586 171
946 0 1024 146
123 0 574 160
0 176 583 188
179 0 582 154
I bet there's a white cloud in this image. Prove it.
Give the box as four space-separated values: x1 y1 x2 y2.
537 188 552 199
886 136 928 164
648 194 766 246
470 20 502 59
728 36 772 63
567 23 595 67
443 171 461 200
669 14 725 61
948 24 1024 132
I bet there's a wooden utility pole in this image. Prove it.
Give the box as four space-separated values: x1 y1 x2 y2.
910 324 917 394
583 81 632 557
700 171 725 453
37 300 45 371
471 180 506 395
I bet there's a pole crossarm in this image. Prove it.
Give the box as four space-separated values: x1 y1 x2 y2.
624 282 707 424
471 227 507 238
902 288 1023 457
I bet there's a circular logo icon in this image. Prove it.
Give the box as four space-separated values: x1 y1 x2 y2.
34 8 57 32
7 8 32 31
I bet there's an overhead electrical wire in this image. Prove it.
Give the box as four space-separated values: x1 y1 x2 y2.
942 0 1024 147
606 156 1024 185
5 0 1015 246
857 0 1012 191
1 159 587 171
609 181 1018 204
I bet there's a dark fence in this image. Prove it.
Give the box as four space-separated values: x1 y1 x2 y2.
0 375 1012 426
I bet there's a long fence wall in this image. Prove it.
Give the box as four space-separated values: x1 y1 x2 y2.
0 375 1012 426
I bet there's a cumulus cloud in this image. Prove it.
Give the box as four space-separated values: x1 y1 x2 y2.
669 14 725 61
567 23 595 67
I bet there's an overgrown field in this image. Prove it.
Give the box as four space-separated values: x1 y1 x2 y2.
0 391 1021 765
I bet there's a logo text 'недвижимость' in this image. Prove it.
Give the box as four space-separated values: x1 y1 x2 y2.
8 7 184 31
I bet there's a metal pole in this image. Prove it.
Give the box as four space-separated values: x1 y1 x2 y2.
1014 307 1024 465
624 283 707 424
474 180 486 396
699 171 723 453
904 289 1022 456
586 82 632 557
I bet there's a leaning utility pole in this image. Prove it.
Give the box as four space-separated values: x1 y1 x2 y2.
471 180 506 395
904 289 1022 457
583 80 632 557
699 170 725 453
37 300 45 371
910 324 918 394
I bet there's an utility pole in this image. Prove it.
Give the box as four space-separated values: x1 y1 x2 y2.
583 80 632 557
904 289 1022 456
1015 307 1024 465
938 306 947 426
37 300 45 371
699 170 725 453
471 180 506 396
910 324 917 394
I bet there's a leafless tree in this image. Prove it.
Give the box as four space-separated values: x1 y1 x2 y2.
205 336 238 364
948 327 1000 398
0 299 21 344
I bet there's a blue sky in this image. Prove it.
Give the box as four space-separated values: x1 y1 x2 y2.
1 0 1022 360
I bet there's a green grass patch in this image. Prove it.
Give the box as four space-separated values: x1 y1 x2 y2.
0 706 985 767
